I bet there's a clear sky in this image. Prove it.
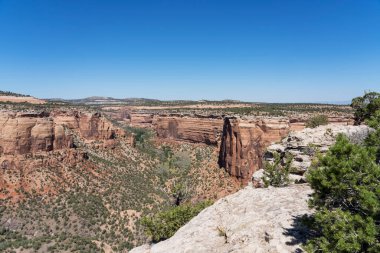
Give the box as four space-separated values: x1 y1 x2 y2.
0 0 379 102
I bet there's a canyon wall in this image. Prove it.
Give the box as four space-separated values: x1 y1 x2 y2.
113 112 225 144
218 117 291 183
153 116 223 145
0 109 127 201
0 110 124 156
130 113 155 128
52 111 124 140
122 112 353 183
0 111 72 155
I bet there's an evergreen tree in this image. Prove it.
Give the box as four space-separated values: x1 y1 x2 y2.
305 91 380 252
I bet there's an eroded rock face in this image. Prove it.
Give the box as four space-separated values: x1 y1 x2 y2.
52 111 122 140
118 113 225 145
130 113 155 128
0 110 124 156
154 116 223 145
131 184 313 253
218 117 291 183
0 109 126 201
0 111 71 155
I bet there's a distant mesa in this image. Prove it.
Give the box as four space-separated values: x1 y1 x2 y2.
49 96 161 105
0 90 46 104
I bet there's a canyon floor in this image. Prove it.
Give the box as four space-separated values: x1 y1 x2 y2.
0 95 354 252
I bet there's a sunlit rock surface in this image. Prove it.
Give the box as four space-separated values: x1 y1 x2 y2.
131 184 313 253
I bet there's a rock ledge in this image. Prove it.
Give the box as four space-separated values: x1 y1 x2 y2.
131 184 313 253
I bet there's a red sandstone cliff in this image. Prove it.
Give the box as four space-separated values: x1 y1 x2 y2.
110 112 225 144
102 109 354 184
0 109 126 201
0 110 124 156
153 116 223 145
218 117 291 183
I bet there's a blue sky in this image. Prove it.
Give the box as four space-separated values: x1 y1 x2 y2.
0 0 379 102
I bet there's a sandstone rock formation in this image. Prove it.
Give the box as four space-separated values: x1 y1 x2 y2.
0 111 72 155
105 111 225 145
264 124 373 175
0 110 124 156
0 109 127 201
104 108 355 184
131 184 313 253
153 116 223 145
218 117 291 183
52 111 123 140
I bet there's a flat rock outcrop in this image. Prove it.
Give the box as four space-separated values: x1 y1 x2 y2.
265 124 373 175
218 117 291 183
131 184 313 253
289 116 353 131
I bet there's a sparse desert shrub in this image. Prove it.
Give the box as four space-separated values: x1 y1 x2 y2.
141 200 212 242
263 153 292 187
306 115 328 128
161 145 174 160
170 181 190 206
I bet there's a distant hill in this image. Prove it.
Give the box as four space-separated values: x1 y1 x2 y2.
45 96 354 107
0 90 31 97
0 90 46 104
54 96 162 105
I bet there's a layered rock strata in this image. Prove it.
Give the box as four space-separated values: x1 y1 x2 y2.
218 117 291 183
0 110 124 156
0 109 126 200
153 116 223 145
105 110 355 183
